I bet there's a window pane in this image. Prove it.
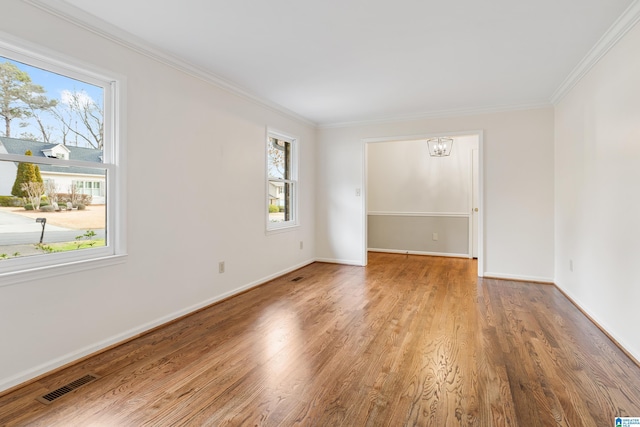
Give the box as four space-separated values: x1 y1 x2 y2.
267 137 290 180
0 56 104 158
266 131 296 230
268 180 284 223
0 159 106 260
268 180 294 224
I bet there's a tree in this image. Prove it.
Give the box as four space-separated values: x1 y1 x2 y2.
11 150 43 197
43 179 59 208
54 90 103 149
21 181 45 210
0 61 56 138
25 93 58 142
267 137 287 178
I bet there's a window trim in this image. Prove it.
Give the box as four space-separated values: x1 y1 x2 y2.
266 129 299 233
0 36 127 286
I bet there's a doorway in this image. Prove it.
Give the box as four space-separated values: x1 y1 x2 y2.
363 131 483 277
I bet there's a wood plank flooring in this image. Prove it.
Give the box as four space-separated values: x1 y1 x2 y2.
2 253 640 426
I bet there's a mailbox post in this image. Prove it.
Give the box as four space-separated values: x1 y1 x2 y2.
36 218 47 244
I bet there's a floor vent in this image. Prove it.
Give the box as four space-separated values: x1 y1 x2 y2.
291 276 304 282
36 373 100 405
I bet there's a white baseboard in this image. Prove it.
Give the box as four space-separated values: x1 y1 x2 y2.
483 271 554 284
368 248 470 258
314 257 365 266
0 258 316 393
555 280 640 365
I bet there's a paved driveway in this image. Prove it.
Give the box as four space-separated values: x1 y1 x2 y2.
0 209 104 245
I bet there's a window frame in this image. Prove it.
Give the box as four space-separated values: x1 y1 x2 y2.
266 129 298 233
0 37 126 286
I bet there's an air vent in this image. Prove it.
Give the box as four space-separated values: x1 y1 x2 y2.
291 276 304 282
36 373 100 405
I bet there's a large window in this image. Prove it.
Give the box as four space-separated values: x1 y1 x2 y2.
266 131 298 231
0 40 124 282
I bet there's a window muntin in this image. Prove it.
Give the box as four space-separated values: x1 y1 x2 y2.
0 41 121 278
267 132 297 230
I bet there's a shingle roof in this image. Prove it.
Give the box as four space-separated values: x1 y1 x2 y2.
0 136 104 176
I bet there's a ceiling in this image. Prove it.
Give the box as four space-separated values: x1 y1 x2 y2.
51 0 635 126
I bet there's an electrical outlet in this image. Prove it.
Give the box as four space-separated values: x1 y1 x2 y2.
355 188 361 196
300 241 303 250
219 261 225 274
569 259 573 272
432 232 438 241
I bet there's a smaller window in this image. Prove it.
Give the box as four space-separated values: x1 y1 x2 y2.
266 131 298 231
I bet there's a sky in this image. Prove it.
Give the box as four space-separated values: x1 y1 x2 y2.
0 55 104 148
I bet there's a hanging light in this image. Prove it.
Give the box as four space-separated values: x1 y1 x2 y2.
427 137 454 157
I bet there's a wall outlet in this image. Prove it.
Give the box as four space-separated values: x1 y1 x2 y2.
300 241 303 250
219 261 225 274
355 188 361 197
432 232 438 241
569 259 573 272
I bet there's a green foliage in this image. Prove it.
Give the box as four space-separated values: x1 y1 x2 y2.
0 61 56 139
0 196 22 207
24 204 33 211
76 203 86 210
269 204 279 213
39 205 54 212
35 243 56 253
0 252 21 260
11 150 43 197
74 230 98 249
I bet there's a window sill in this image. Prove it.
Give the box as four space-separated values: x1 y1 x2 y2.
0 254 127 288
266 223 300 236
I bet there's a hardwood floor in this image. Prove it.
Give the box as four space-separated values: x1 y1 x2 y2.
2 253 640 426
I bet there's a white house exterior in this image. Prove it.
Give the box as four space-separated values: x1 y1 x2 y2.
0 137 105 204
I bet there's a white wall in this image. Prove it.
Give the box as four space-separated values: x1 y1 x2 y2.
0 1 315 392
316 108 555 281
368 136 476 213
555 21 640 361
0 145 15 196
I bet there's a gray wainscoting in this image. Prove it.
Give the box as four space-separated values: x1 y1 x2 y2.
368 214 468 256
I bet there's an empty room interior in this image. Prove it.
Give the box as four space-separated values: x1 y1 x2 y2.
1 0 640 425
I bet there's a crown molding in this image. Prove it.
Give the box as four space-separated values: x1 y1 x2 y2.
23 0 639 129
318 101 552 129
23 0 317 128
551 0 640 105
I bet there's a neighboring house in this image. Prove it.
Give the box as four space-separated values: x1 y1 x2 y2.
268 181 284 207
0 137 105 204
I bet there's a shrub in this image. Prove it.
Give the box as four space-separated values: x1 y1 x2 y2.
279 206 285 212
269 204 279 213
11 150 43 198
77 204 86 210
57 192 92 206
39 205 55 212
0 196 22 207
78 194 92 206
24 204 34 211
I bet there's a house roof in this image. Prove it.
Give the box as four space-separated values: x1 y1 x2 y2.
0 137 104 177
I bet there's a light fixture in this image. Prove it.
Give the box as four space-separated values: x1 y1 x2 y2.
427 137 454 157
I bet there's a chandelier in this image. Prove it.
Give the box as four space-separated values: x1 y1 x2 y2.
427 137 454 157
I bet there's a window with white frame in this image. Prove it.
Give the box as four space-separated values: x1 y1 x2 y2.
266 131 298 230
0 40 124 281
